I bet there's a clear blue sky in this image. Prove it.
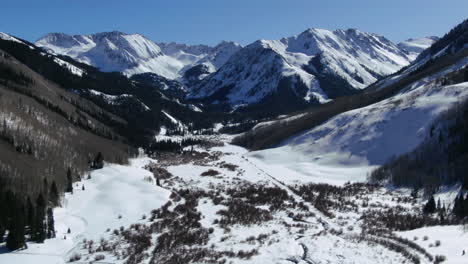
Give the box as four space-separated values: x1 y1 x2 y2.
2 0 467 46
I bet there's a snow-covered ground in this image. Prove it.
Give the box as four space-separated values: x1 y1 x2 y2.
398 225 468 264
1 139 465 263
247 64 468 185
0 158 171 264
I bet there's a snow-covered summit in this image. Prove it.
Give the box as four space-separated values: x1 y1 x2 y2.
36 32 241 80
157 40 242 75
398 36 439 60
189 27 417 110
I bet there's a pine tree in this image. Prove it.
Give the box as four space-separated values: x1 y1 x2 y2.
0 191 6 243
66 168 73 193
93 152 104 169
26 197 35 237
453 194 465 218
49 181 59 206
464 194 468 218
6 199 26 250
46 208 55 239
423 195 436 214
42 178 49 202
32 194 46 243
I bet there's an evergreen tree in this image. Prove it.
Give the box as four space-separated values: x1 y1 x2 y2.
26 197 35 237
423 195 436 214
0 191 5 243
32 194 46 243
93 152 104 169
453 194 465 218
42 178 49 201
46 208 55 239
6 199 26 250
66 168 73 193
49 181 59 206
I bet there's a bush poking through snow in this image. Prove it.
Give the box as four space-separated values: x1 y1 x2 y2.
69 253 81 262
434 255 447 263
201 169 220 177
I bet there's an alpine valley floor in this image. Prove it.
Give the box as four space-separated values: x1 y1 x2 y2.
1 136 466 264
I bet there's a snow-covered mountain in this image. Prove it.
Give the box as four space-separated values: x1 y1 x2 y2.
241 20 468 183
189 28 416 111
35 31 241 80
35 29 434 113
397 36 439 60
158 41 242 73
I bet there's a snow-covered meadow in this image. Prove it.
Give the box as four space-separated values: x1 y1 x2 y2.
0 158 170 264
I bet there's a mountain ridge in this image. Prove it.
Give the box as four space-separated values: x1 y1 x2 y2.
188 27 422 111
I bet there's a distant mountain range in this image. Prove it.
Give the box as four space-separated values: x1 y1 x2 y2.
35 30 437 112
35 32 242 80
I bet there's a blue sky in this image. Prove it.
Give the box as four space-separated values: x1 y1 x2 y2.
2 0 467 45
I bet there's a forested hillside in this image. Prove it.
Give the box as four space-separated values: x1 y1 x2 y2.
370 67 468 190
0 48 134 250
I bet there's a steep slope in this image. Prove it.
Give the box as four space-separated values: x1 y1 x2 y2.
236 20 468 185
0 44 133 197
35 32 241 80
2 32 221 146
189 28 414 111
398 36 439 60
36 31 183 78
158 41 242 77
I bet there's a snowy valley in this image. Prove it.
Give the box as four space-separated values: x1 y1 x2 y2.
0 10 468 264
0 137 465 264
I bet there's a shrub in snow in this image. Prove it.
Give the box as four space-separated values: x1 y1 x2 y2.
423 235 429 241
69 253 81 262
94 254 105 261
435 240 441 247
201 169 220 177
434 255 446 263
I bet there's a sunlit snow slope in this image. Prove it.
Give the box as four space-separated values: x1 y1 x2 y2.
35 32 241 79
0 158 171 264
249 58 468 185
190 28 416 109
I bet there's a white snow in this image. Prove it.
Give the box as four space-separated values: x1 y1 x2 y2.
0 158 171 264
35 32 241 80
52 57 85 77
398 36 438 60
248 64 468 185
397 225 468 264
189 28 415 108
0 32 25 44
161 110 185 129
89 89 150 111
